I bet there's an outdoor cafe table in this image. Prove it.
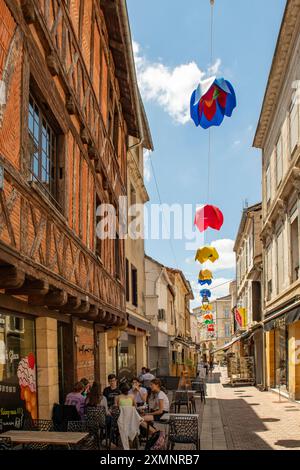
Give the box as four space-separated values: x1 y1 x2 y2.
1 430 89 448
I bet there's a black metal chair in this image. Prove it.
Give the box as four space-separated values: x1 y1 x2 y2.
0 437 12 450
86 406 107 449
168 415 200 450
192 381 206 404
22 418 54 450
52 403 81 431
172 391 192 414
67 420 97 450
108 408 121 450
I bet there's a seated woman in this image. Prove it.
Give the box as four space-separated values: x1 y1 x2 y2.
141 379 169 435
115 383 136 407
85 381 109 414
129 377 148 407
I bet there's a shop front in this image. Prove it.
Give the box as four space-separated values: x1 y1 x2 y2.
265 306 300 399
0 312 37 431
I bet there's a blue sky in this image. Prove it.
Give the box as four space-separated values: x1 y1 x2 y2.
127 0 286 307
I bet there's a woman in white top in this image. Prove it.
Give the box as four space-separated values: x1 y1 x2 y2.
141 378 169 435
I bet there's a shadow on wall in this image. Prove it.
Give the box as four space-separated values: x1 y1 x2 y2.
275 440 300 449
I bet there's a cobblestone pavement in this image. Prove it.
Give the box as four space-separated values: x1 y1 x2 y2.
200 367 300 450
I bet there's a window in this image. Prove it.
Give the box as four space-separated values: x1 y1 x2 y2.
224 308 230 319
290 209 299 283
290 99 299 154
28 93 57 200
266 165 271 203
170 301 174 325
225 323 231 338
276 137 283 186
112 107 119 154
276 228 285 294
125 258 130 302
131 265 138 307
158 309 166 321
95 194 101 260
115 233 120 280
0 314 37 431
172 351 176 364
266 243 272 301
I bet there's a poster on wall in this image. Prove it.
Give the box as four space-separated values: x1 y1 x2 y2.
0 352 37 432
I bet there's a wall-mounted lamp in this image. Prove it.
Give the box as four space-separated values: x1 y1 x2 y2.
74 335 79 344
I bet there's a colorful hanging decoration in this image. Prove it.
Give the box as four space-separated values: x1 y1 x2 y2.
201 304 213 312
198 269 213 286
200 289 211 299
195 246 219 264
194 205 224 233
207 324 215 332
203 313 213 321
190 76 237 129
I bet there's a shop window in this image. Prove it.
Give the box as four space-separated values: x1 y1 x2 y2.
28 92 61 207
0 314 37 431
131 265 138 307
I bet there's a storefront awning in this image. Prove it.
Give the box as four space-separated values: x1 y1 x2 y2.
264 305 300 331
213 330 251 353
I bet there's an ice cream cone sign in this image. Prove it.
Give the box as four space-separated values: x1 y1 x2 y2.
17 353 37 420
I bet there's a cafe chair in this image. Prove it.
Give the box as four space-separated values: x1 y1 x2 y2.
108 408 121 450
67 420 97 450
192 381 206 404
22 418 54 450
0 437 12 450
172 391 192 414
168 415 200 450
86 406 107 449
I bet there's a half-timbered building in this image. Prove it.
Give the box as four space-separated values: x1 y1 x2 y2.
0 0 151 426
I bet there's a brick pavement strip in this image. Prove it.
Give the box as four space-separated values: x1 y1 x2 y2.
199 367 300 451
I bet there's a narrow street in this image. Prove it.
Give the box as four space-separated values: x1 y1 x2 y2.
199 368 300 450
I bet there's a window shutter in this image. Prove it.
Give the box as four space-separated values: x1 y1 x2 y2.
290 101 299 153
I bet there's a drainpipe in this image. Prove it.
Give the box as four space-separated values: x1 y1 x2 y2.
119 0 145 151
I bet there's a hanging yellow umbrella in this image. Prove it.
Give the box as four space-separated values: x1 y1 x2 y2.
201 303 213 312
195 246 219 264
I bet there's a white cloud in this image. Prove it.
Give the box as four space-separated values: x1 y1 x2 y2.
143 150 151 182
186 239 236 273
233 140 241 147
133 40 221 125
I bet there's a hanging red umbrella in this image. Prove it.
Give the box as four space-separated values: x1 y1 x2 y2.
194 205 224 233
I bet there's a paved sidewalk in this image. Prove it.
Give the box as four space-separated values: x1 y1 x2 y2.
200 367 300 450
